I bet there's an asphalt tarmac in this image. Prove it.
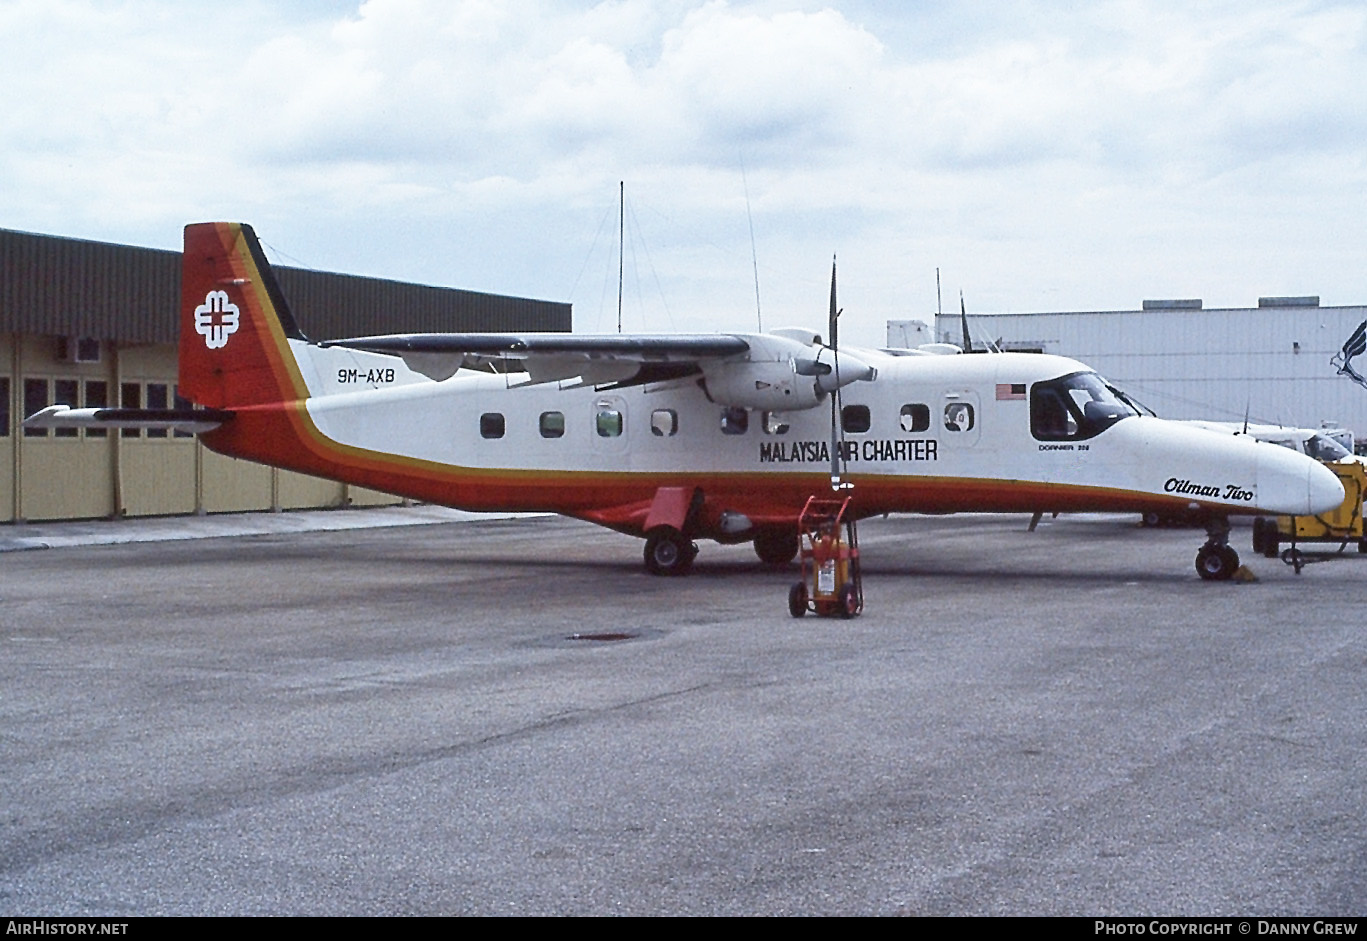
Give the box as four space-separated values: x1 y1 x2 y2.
1 509 1364 915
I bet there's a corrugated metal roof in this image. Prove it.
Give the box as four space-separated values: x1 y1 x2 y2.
0 227 571 343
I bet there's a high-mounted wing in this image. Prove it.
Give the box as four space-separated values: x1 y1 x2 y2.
321 330 876 410
320 333 752 386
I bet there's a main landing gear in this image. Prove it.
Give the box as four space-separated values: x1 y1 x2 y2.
1194 515 1240 581
753 527 799 566
643 527 698 576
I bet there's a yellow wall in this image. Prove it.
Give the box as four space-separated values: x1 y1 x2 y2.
2 335 402 522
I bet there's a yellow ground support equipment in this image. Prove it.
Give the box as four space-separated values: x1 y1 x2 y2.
1252 460 1367 569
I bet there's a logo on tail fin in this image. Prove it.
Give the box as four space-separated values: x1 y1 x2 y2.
195 290 240 350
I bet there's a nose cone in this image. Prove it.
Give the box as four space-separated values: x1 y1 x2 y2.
1307 460 1346 515
1256 444 1345 515
814 351 875 393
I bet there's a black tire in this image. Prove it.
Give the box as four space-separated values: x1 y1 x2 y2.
754 528 799 566
1262 529 1280 559
838 582 859 619
1251 518 1266 555
788 582 808 618
1195 544 1239 581
1358 539 1367 554
644 529 693 576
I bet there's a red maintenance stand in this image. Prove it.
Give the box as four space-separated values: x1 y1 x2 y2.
788 494 863 619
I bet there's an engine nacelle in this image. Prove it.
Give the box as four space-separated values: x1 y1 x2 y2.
700 359 824 410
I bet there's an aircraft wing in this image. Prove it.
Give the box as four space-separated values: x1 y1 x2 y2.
320 333 753 385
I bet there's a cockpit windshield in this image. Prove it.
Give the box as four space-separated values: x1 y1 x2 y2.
1306 434 1353 462
1031 371 1139 441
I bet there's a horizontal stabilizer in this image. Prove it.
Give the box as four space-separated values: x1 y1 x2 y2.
23 405 233 434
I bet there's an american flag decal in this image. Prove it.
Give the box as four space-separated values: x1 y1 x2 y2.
996 383 1026 401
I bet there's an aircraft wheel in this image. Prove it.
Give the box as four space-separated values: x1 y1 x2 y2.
1262 529 1280 559
754 528 799 566
644 529 694 577
1251 518 1266 555
1195 544 1239 581
788 582 808 618
838 582 859 619
1142 511 1162 528
1358 539 1367 554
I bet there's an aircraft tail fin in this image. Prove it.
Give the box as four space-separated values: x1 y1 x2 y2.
179 222 310 409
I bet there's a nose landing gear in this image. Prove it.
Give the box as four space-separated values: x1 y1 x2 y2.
1195 516 1239 581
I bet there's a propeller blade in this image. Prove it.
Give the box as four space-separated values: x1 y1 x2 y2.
828 255 839 352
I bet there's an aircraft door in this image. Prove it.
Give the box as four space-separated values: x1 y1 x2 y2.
940 391 981 447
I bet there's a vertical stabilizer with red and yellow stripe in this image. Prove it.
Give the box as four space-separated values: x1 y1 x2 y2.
179 222 310 409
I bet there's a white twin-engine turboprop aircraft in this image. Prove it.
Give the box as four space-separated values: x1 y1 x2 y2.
26 223 1344 580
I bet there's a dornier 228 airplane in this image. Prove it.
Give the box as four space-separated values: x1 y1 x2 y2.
25 222 1345 580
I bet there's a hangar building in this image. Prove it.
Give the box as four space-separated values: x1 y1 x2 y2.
2 226 571 523
889 297 1367 448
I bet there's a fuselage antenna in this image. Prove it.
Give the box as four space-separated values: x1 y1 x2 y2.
617 181 624 335
742 159 762 331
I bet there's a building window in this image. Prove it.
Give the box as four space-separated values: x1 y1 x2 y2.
651 409 677 437
173 386 193 438
146 383 170 438
0 377 9 437
85 380 108 438
24 378 48 437
120 382 141 438
539 411 565 438
899 404 930 433
841 404 871 434
53 379 79 438
480 412 505 439
596 407 623 438
720 406 748 435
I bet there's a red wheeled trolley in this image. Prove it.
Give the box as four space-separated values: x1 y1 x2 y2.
789 494 863 618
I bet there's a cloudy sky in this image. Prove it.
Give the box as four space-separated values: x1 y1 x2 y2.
2 0 1364 346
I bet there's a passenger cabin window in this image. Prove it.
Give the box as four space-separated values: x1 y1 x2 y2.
596 407 623 438
651 409 677 437
762 411 790 435
539 411 565 438
841 404 871 434
943 402 975 433
480 412 505 439
720 407 748 435
1030 371 1136 442
899 404 930 433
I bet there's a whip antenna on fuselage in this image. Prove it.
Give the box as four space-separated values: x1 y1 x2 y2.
741 157 763 332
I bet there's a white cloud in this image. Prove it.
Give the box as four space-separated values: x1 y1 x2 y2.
1 0 1365 344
